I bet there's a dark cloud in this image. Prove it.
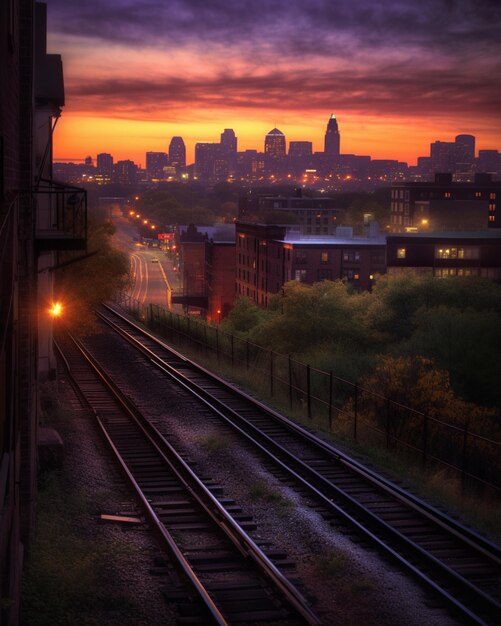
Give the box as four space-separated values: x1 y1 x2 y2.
65 64 500 121
46 0 500 125
47 0 501 57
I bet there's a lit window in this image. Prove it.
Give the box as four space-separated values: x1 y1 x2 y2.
489 204 495 211
321 251 329 263
475 191 482 198
490 193 496 200
294 269 307 282
397 248 406 259
489 215 496 222
444 192 451 198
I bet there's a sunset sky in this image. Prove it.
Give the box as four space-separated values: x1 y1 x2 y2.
47 0 501 167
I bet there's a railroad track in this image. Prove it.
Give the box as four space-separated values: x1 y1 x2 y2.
55 331 321 626
93 302 501 625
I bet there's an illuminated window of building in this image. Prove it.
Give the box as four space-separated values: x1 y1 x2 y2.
489 215 496 222
321 251 329 263
489 204 495 211
444 192 451 198
490 193 496 200
436 246 479 259
295 269 307 282
475 191 482 198
354 274 360 280
397 248 406 259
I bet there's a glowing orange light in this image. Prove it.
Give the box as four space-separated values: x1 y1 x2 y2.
143 219 148 224
135 213 140 218
151 224 156 229
129 210 135 216
134 196 140 201
50 302 62 317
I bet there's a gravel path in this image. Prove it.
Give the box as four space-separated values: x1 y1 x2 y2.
80 325 460 626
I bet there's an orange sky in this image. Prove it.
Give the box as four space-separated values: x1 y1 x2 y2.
48 0 501 167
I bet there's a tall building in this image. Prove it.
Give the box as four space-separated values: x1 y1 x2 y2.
220 128 237 154
146 151 169 180
114 160 138 185
324 114 340 156
289 141 313 158
96 153 114 179
264 128 286 159
220 128 237 176
455 134 475 165
430 141 456 172
195 143 218 180
168 136 186 171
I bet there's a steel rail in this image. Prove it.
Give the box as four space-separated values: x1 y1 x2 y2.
55 333 321 626
97 303 501 625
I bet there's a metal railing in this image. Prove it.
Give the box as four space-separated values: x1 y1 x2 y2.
115 293 501 497
34 178 87 245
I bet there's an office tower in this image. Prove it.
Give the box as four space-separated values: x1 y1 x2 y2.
220 128 237 175
169 136 186 170
84 155 93 166
97 152 114 179
264 128 286 159
114 160 138 185
324 114 340 156
220 128 237 153
146 151 169 180
478 150 500 174
430 141 455 172
195 143 218 179
289 141 313 158
454 134 475 165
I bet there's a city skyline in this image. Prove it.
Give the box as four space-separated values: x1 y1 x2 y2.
47 0 501 166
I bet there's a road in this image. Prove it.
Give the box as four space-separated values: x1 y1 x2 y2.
113 216 183 312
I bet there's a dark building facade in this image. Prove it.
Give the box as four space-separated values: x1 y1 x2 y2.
390 173 500 231
387 231 501 280
1 3 86 624
145 151 169 180
236 222 386 306
168 136 186 171
324 113 340 157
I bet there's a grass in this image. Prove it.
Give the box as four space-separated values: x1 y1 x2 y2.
249 480 294 516
317 552 347 577
198 433 228 453
21 472 141 626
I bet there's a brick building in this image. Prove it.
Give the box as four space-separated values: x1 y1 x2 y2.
236 222 386 306
390 173 500 232
387 231 501 279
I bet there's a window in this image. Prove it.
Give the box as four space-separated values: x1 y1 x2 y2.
435 246 479 260
444 192 451 198
475 191 482 198
296 251 307 264
321 251 329 263
490 193 496 200
317 268 332 280
489 215 496 222
343 250 360 262
397 248 406 259
294 269 307 282
489 204 495 211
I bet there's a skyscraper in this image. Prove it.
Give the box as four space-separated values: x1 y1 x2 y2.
97 152 114 179
220 128 237 153
324 114 340 156
169 136 186 171
454 134 475 165
264 128 286 159
146 151 169 180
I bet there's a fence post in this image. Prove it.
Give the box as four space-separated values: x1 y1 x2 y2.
246 340 250 370
328 372 333 431
231 334 234 367
187 315 191 343
386 398 391 448
289 355 293 409
216 327 220 363
306 364 311 420
270 350 274 396
204 324 208 354
422 413 428 470
461 421 469 493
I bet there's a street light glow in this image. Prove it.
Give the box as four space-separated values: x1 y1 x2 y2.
50 302 62 317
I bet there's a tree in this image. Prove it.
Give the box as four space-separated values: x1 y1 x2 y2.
56 221 131 334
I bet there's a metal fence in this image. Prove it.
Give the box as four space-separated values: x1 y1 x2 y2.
115 293 501 497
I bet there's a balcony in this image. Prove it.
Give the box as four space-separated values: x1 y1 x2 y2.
35 179 87 252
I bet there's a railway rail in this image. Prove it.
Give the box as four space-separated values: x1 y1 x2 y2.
55 331 321 626
92 302 501 626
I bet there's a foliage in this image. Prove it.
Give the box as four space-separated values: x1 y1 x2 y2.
57 220 130 334
221 297 269 335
